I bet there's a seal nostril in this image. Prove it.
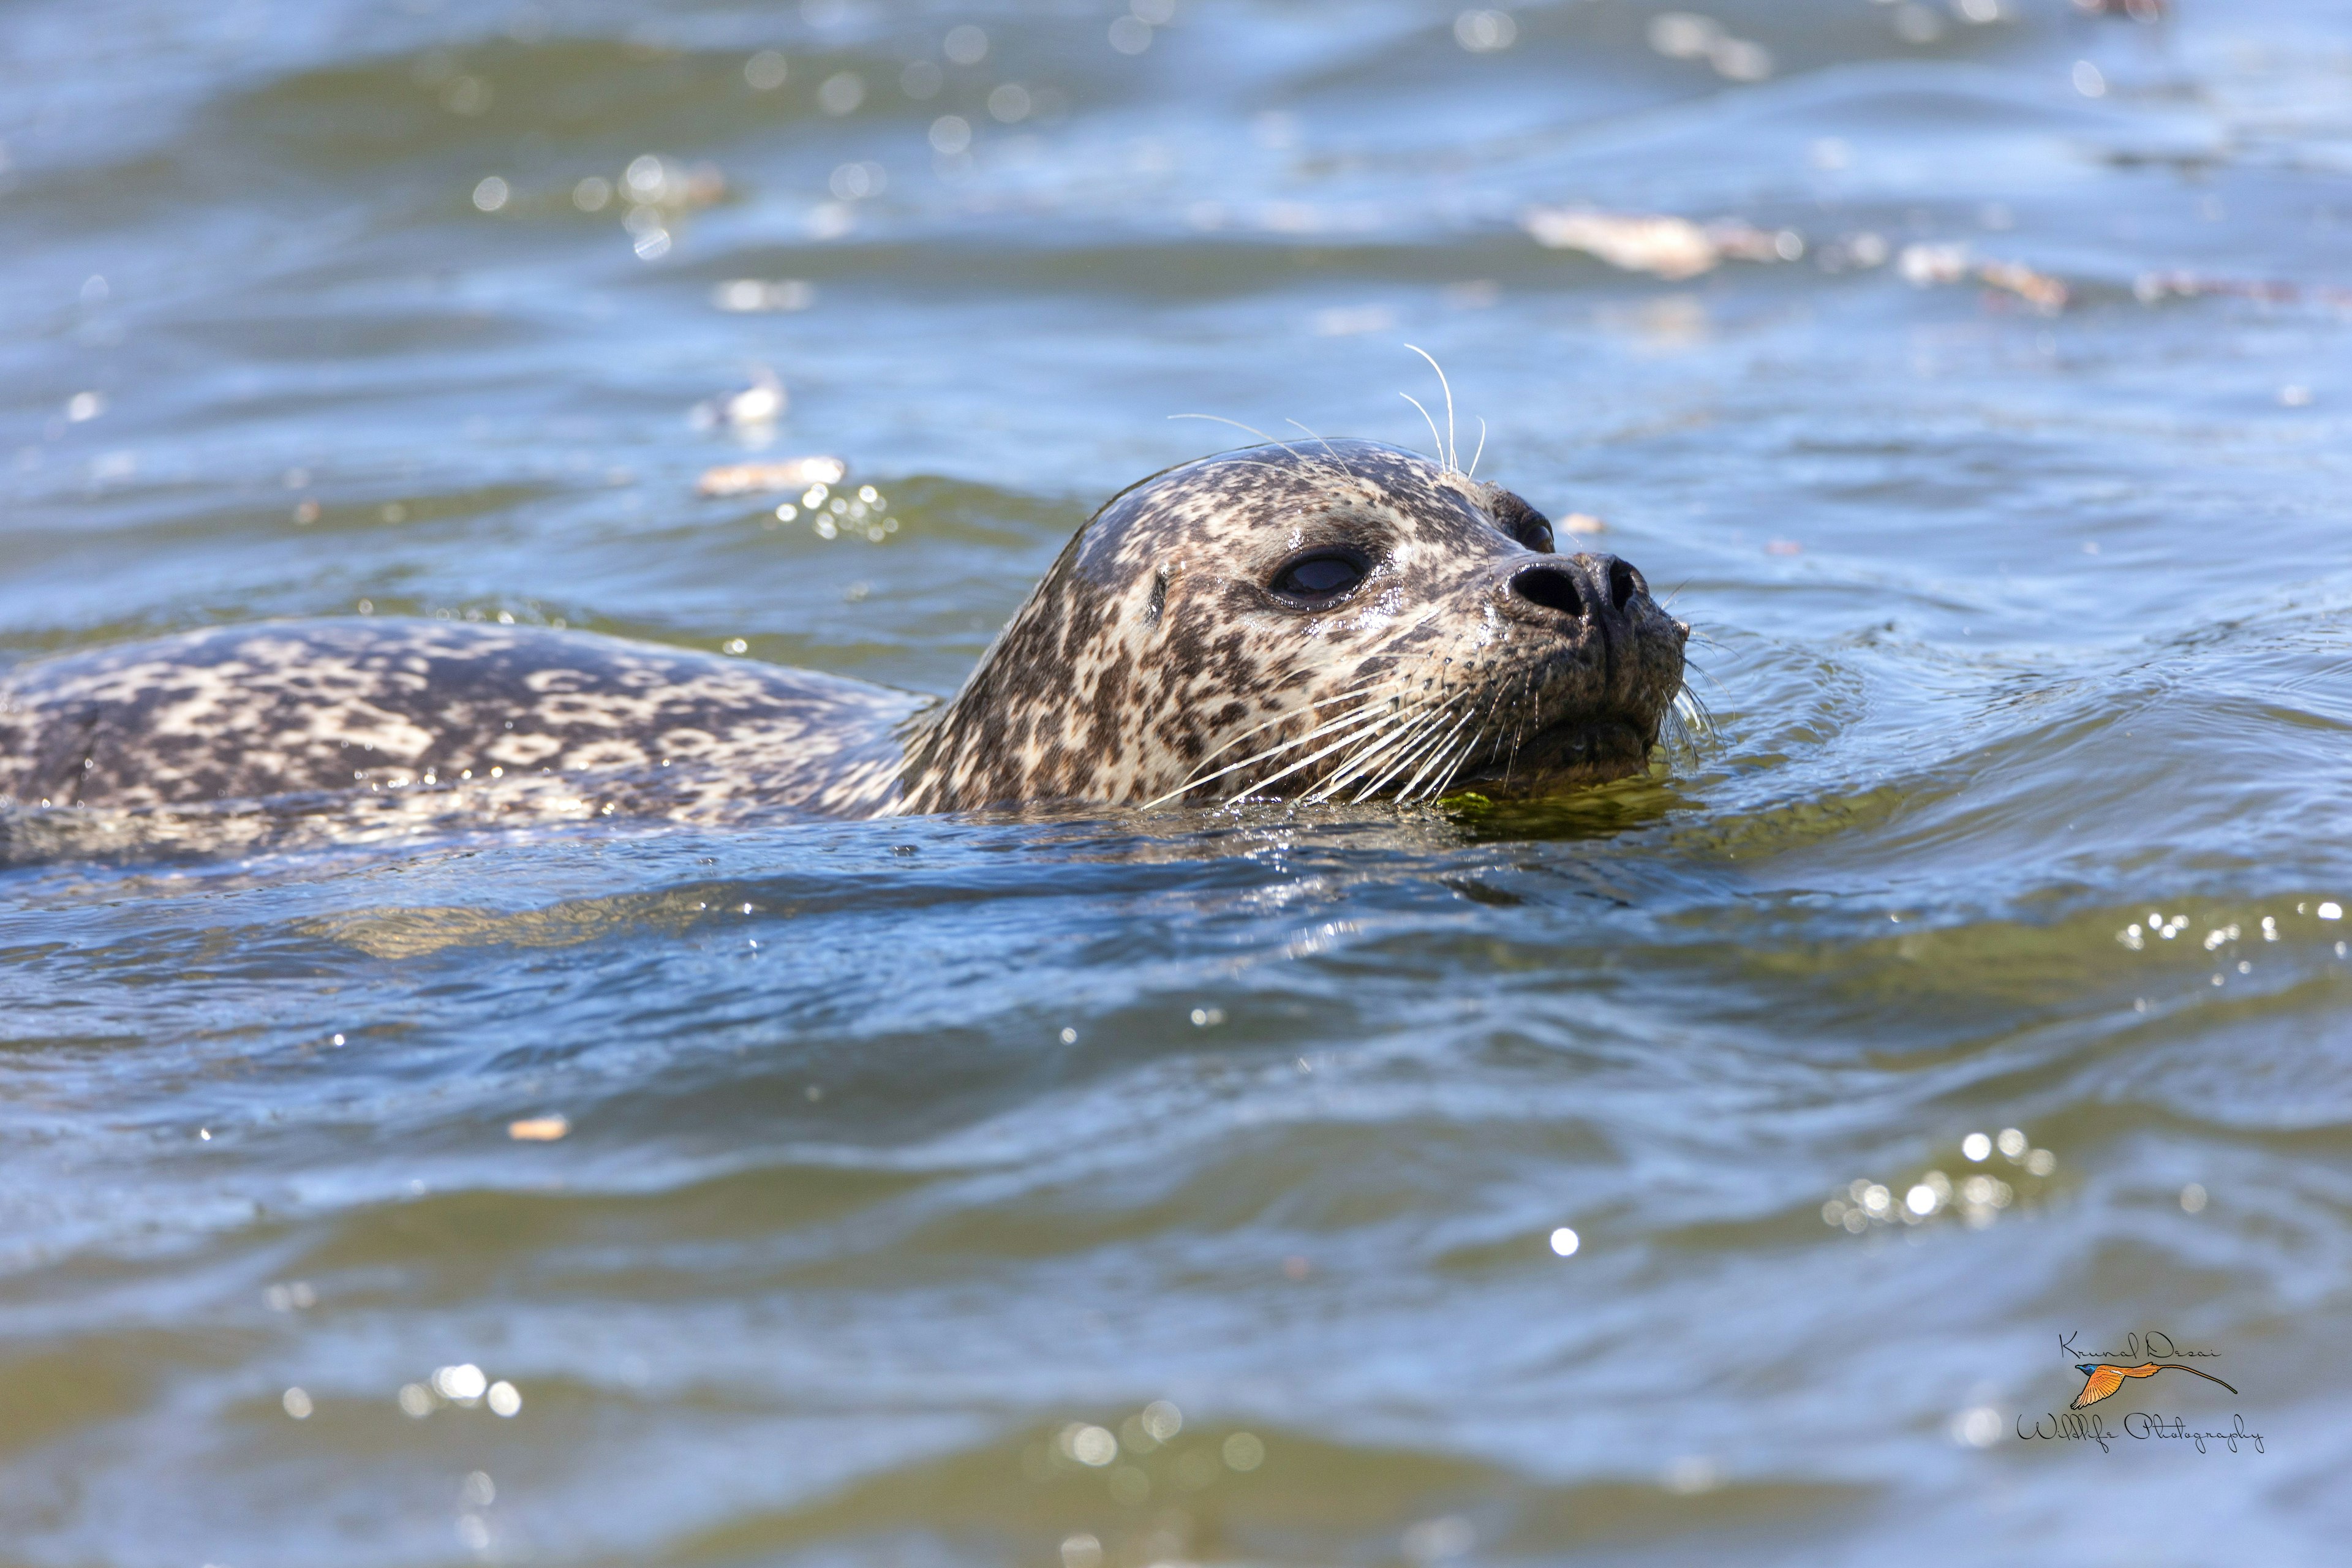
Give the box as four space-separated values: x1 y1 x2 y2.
1510 565 1585 617
1608 558 1641 612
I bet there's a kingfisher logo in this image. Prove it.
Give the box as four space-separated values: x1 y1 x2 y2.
2068 1359 2235 1409
2015 1331 2264 1454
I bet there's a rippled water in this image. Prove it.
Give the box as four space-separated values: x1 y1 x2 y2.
6 0 2351 1561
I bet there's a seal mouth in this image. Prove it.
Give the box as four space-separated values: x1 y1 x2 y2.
1458 712 1655 793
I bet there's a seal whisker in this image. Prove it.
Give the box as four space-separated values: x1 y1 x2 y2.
1494 669 1534 787
1398 393 1448 471
1168 412 1283 446
1167 415 1345 483
1167 415 1357 487
1302 733 1404 804
1466 418 1488 480
1289 416 1345 465
1308 719 1411 804
1309 693 1450 801
1143 690 1411 808
1423 684 1509 801
1422 725 1488 803
1172 701 1399 797
1395 700 1482 801
1678 656 1731 702
1668 682 1716 745
1403 344 1458 470
1346 694 1471 802
1302 695 1439 798
1176 677 1414 777
1215 706 1428 804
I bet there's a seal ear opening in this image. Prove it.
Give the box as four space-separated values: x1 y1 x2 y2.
1147 571 1169 626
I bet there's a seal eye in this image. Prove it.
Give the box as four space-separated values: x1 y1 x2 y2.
1511 518 1554 553
1270 551 1366 603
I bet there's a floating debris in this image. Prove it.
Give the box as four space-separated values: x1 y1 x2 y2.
696 456 847 497
1311 304 1397 337
1976 258 2070 312
2132 270 2318 306
507 1114 569 1141
1898 242 2070 312
690 368 786 432
1521 207 1802 280
712 279 815 313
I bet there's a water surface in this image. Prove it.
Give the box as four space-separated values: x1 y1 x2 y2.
4 0 2351 1562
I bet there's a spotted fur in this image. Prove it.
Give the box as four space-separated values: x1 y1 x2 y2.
893 439 1688 812
0 440 1686 850
0 620 917 854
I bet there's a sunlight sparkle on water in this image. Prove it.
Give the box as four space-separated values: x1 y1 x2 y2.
1548 1226 1580 1257
433 1363 488 1403
744 50 787 91
1060 1422 1118 1466
1662 1455 1719 1494
943 25 987 65
818 72 865 115
1455 10 1515 52
1953 1406 2002 1447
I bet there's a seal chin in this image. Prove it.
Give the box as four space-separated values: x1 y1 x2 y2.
1460 712 1658 794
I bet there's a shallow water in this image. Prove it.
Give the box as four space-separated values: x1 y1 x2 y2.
4 0 2351 1562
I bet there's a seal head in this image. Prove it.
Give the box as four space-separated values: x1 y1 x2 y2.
895 438 1688 812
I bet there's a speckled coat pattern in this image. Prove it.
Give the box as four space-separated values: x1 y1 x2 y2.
894 439 1688 812
0 621 919 854
0 440 1685 850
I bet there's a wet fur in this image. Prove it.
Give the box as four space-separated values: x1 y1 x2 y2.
0 441 1686 843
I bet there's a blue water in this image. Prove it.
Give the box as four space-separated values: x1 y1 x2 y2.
4 0 2350 1562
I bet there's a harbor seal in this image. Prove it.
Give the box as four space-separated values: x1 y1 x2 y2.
0 439 1687 846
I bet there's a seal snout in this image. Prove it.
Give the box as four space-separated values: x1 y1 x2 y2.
1508 563 1586 617
1506 552 1645 626
1488 548 1686 785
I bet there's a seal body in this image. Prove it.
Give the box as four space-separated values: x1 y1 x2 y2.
0 621 919 845
0 440 1686 845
